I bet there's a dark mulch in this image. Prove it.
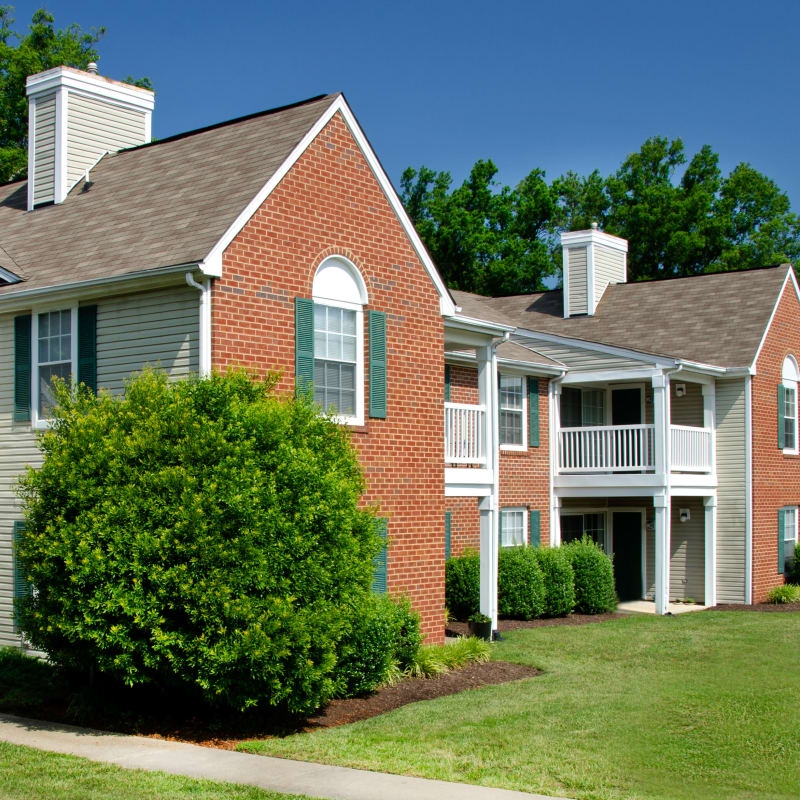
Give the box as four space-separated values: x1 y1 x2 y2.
446 611 624 638
711 602 800 613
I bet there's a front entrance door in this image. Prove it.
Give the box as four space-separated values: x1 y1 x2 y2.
611 388 642 425
612 511 643 601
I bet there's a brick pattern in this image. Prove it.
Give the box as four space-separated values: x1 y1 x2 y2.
211 112 446 641
752 279 800 602
445 365 550 554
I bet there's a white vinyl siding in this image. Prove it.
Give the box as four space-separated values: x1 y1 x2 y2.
95 287 199 394
593 246 626 304
33 93 56 205
567 246 588 316
668 498 705 602
66 93 147 188
715 378 747 604
670 381 704 428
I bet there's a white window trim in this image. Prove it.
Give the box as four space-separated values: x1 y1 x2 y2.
500 507 527 547
782 356 799 456
782 506 798 567
31 305 78 430
499 373 527 452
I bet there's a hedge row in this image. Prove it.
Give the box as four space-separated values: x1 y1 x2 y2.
445 537 617 620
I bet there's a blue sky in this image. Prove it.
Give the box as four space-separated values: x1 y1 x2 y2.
12 1 800 207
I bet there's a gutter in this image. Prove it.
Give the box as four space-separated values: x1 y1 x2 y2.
185 272 212 376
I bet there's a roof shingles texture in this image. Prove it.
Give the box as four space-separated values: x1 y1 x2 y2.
0 94 339 296
454 265 791 368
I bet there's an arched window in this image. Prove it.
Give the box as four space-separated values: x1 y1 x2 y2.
780 355 799 454
311 257 368 425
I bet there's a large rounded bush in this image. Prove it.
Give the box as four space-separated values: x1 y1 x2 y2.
563 537 617 614
533 547 576 617
445 551 480 619
498 547 544 620
16 371 380 714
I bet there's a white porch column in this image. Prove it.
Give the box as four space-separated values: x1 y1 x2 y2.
551 495 561 547
652 374 668 479
476 346 494 459
704 496 717 607
654 493 671 614
702 383 717 475
478 495 498 628
550 381 562 546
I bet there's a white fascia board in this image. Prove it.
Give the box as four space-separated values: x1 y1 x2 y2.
444 314 514 336
26 67 154 111
445 349 566 377
561 367 662 385
560 228 628 253
200 94 456 316
751 266 797 371
0 263 197 312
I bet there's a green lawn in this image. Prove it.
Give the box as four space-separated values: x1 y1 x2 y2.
0 740 314 800
240 612 800 800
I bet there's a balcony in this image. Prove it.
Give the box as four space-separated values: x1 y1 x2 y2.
557 423 713 475
444 402 486 465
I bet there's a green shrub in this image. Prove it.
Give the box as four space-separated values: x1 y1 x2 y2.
533 546 576 617
405 636 489 678
16 370 380 715
563 537 617 614
498 547 545 620
445 551 480 619
767 584 800 604
788 543 800 584
384 595 422 671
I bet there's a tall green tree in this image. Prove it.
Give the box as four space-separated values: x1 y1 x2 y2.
0 7 152 183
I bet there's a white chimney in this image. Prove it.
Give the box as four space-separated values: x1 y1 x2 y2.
560 224 628 318
26 65 155 210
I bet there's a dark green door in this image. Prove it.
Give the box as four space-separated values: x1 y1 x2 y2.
613 512 643 601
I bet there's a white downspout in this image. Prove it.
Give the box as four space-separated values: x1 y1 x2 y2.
185 272 211 377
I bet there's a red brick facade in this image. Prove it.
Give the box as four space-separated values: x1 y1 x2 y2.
210 112 446 641
446 365 551 555
752 277 800 602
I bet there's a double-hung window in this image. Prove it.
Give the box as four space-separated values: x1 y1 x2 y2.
780 506 798 575
34 308 77 423
500 507 526 547
500 375 525 449
781 356 799 454
314 304 357 418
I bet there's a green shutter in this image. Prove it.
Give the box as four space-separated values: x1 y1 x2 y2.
368 310 387 418
13 520 31 629
295 298 314 397
778 384 786 449
78 305 97 394
445 511 452 560
14 314 31 422
528 377 540 447
529 510 541 547
778 510 786 575
444 365 451 403
372 517 388 594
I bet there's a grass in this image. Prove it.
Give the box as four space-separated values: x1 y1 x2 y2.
0 740 314 800
240 612 800 800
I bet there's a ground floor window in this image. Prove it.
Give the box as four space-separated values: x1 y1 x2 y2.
781 506 798 574
560 512 607 550
500 508 526 547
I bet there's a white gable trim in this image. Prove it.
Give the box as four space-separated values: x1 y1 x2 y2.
750 267 799 372
200 95 456 316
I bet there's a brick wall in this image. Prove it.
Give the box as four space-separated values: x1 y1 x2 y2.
445 364 551 555
752 274 800 602
211 111 446 641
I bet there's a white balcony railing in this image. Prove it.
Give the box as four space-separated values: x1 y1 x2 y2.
559 424 655 473
444 402 486 465
670 424 713 473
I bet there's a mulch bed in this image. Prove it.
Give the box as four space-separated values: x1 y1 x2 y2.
446 611 624 637
710 602 800 613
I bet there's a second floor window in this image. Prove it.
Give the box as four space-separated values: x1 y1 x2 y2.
314 304 357 417
781 356 799 455
36 309 73 417
500 375 524 447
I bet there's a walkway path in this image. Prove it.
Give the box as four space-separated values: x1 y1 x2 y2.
0 713 571 800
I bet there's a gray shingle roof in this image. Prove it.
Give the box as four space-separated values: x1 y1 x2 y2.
454 264 792 368
496 340 563 369
0 94 339 296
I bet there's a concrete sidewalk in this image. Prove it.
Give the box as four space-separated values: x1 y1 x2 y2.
0 713 571 800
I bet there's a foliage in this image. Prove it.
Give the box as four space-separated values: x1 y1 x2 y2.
497 546 545 620
788 543 800 584
402 138 800 292
562 537 617 614
445 550 480 619
0 646 67 715
404 636 490 678
766 584 800 604
15 370 380 714
467 612 491 623
0 7 151 183
533 546 576 618
333 594 421 697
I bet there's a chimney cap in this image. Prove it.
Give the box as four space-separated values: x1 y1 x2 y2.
86 61 98 75
591 221 598 230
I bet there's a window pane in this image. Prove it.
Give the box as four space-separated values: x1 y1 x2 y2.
60 309 71 334
500 410 522 445
39 362 71 416
342 333 357 362
500 377 523 410
38 338 49 363
342 309 356 336
582 390 605 426
59 334 71 361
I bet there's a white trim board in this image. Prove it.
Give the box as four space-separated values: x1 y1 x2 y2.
750 266 800 371
200 94 456 317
